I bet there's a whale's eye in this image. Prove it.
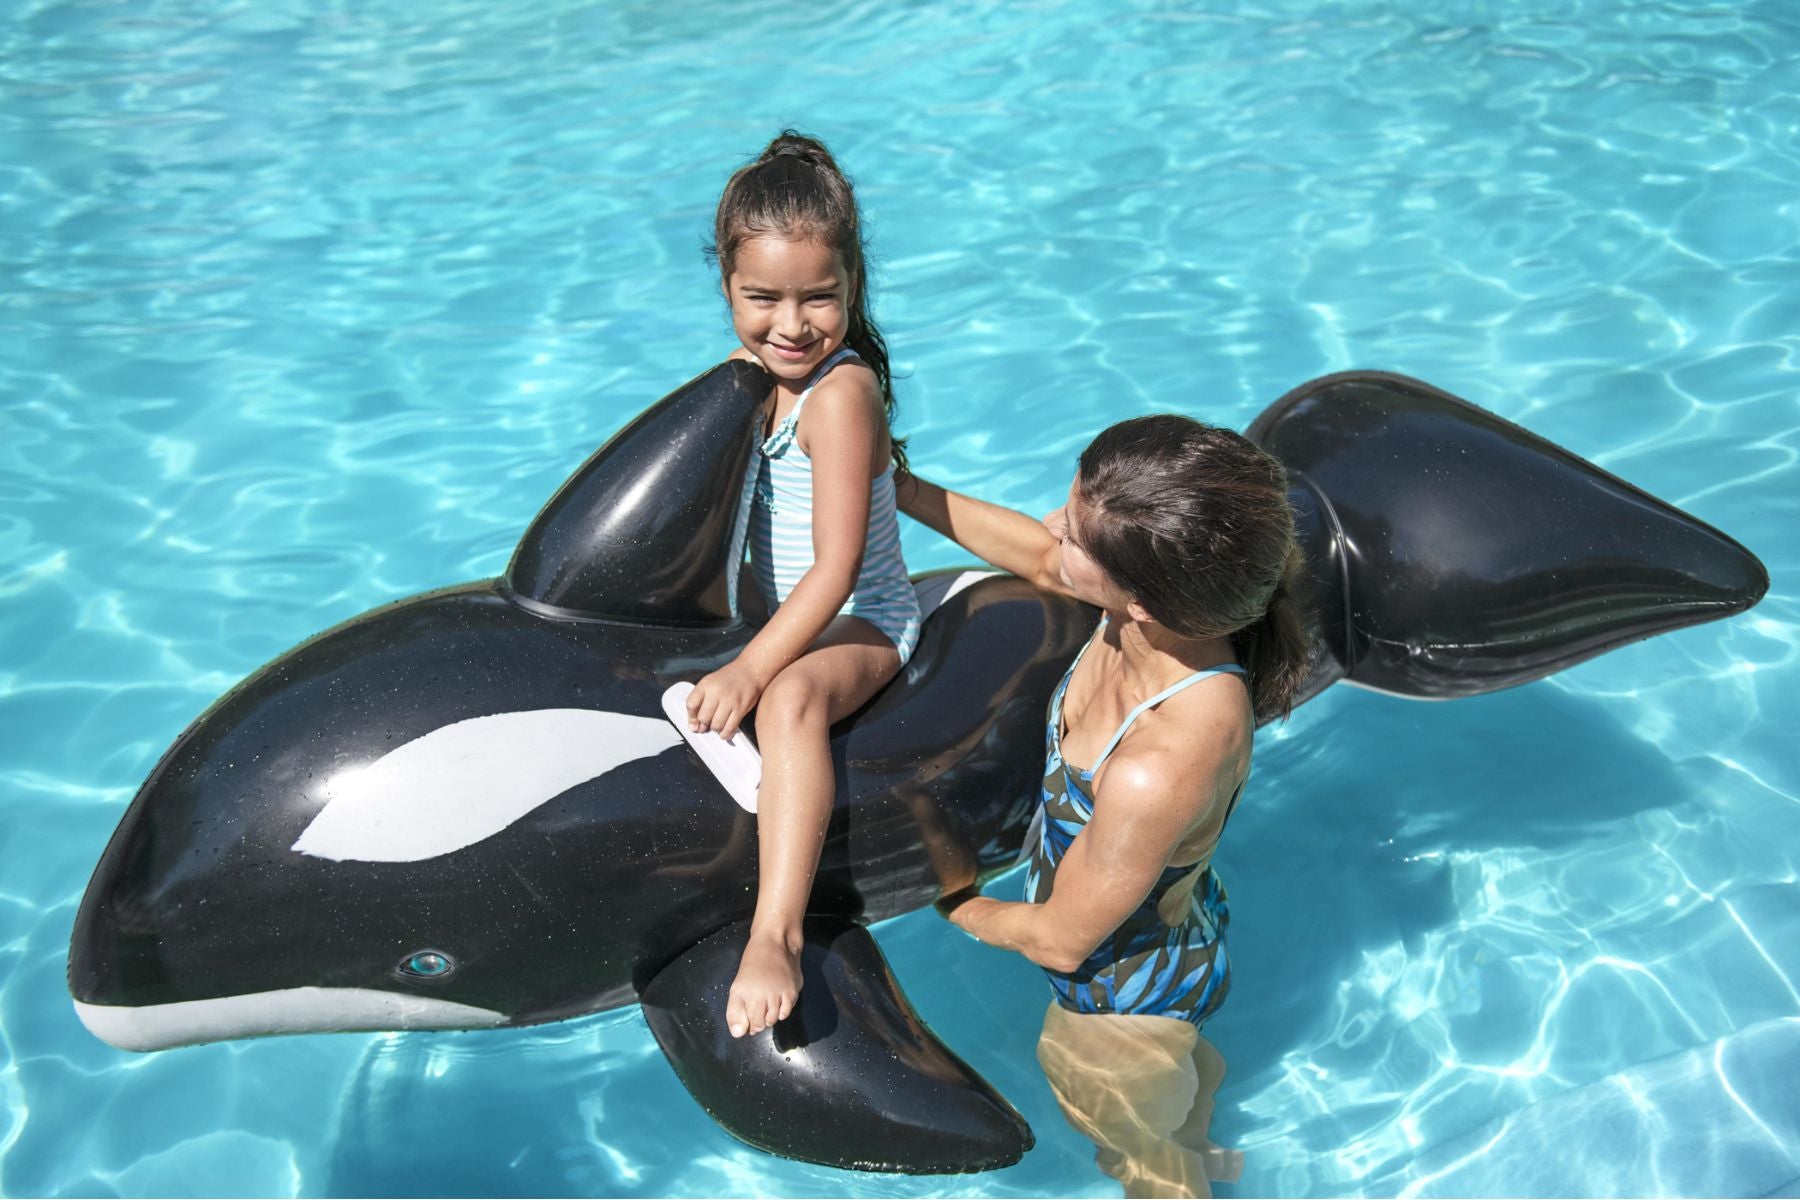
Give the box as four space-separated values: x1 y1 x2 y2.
398 950 455 979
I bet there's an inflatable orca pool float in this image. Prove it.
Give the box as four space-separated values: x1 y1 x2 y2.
68 362 1767 1174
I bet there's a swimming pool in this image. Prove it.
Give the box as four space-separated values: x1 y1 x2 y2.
4 0 1796 1194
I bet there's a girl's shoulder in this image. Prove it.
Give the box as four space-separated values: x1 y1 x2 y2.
809 354 879 400
795 356 888 463
799 356 883 426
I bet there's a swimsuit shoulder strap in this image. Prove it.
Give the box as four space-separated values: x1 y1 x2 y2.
1087 661 1248 778
1050 616 1108 726
785 347 859 425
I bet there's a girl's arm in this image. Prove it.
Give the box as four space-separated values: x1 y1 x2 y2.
939 725 1230 972
685 370 881 739
895 472 1074 597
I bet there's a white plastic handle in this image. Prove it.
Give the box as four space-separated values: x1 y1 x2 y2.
661 682 763 813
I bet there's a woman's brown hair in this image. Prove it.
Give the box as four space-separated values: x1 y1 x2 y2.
1076 415 1312 722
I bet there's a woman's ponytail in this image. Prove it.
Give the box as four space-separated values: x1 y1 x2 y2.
1229 545 1313 724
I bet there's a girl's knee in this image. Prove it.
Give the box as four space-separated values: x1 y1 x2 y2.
759 671 831 729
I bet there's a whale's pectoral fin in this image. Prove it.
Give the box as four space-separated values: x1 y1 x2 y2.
639 917 1034 1174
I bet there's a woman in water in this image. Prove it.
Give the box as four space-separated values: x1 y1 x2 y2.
898 417 1310 1197
684 132 921 1040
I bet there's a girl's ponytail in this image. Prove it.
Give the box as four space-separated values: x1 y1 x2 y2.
762 133 834 170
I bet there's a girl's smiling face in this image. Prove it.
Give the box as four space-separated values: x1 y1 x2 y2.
725 236 852 388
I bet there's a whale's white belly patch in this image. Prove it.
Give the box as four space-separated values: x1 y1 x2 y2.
75 988 508 1052
292 708 680 862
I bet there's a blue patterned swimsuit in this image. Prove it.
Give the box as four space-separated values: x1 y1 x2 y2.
1024 622 1248 1025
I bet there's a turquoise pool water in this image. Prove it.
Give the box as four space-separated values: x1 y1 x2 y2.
4 0 1797 1194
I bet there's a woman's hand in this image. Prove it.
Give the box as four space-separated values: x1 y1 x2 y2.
932 745 1236 973
933 889 1087 970
935 885 982 926
685 660 765 742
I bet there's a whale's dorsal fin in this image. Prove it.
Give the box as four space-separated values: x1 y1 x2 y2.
640 917 1033 1174
505 361 771 624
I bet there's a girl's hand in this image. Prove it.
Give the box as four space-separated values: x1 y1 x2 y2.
685 662 765 742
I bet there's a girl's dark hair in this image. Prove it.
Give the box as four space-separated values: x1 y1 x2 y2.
1076 415 1313 722
707 130 905 471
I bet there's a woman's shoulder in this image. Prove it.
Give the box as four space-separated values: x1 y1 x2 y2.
1094 679 1252 817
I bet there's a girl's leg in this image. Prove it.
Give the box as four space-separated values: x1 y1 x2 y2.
727 615 901 1038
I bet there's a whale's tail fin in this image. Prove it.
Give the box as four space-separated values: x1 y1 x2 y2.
1250 371 1769 703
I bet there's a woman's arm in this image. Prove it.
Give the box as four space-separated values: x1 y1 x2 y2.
940 738 1224 972
895 472 1074 597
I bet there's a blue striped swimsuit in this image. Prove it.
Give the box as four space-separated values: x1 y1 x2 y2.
746 348 922 663
1025 622 1249 1025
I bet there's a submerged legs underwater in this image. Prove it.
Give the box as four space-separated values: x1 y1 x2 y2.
1037 1003 1244 1198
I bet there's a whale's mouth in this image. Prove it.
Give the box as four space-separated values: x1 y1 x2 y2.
74 987 508 1052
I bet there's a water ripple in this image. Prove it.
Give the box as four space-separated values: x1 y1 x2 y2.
4 0 1796 1196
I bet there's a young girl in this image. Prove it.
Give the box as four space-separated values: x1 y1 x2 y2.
683 132 921 1039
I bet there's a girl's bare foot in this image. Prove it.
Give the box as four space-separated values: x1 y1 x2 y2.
726 929 803 1037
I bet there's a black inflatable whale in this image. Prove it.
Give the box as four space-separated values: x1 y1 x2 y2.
68 363 1767 1174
